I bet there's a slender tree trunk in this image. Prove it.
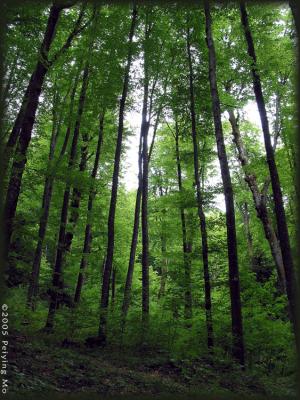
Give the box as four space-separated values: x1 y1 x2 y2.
228 109 286 293
158 243 168 299
1 53 18 126
158 189 167 300
238 202 255 269
174 120 192 321
74 112 105 304
141 32 151 336
111 267 116 306
45 61 90 331
120 132 143 330
27 88 60 309
240 1 299 353
204 1 245 365
63 130 89 253
98 6 137 343
187 25 213 348
120 98 161 332
3 4 63 264
27 69 81 310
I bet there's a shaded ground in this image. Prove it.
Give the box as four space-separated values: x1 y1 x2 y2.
7 331 296 399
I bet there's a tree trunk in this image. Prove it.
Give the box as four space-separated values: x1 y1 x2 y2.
289 0 300 37
120 130 143 330
120 95 161 332
27 68 81 310
98 5 137 343
63 130 89 253
240 0 299 353
74 112 105 304
45 61 90 331
228 109 286 293
238 202 255 269
1 53 18 125
175 120 193 319
174 120 193 321
141 25 151 336
3 4 63 264
27 88 60 309
111 267 116 306
204 0 245 365
158 188 167 300
187 25 213 348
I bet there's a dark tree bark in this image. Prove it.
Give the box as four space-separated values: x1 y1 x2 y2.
74 112 105 304
240 0 299 353
289 0 300 37
98 6 138 343
45 61 90 331
3 4 63 263
27 68 81 310
204 1 245 365
228 109 286 293
187 25 213 348
3 2 87 266
174 120 192 321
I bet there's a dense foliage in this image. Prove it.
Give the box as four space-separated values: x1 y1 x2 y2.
1 1 298 398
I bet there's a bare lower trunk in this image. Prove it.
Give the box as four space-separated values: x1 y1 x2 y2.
205 0 245 365
121 132 142 330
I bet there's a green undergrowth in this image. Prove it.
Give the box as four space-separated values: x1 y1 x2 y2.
8 330 297 399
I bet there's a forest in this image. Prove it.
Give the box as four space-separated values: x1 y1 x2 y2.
0 0 299 398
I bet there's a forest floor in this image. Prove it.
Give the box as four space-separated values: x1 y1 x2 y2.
7 330 297 400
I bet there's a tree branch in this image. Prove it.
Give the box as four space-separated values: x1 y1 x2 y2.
49 3 92 66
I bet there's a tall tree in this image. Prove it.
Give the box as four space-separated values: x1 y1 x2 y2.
140 12 152 335
240 0 299 353
63 131 89 254
174 119 192 321
186 23 213 349
227 108 286 293
120 129 143 331
27 67 81 310
98 5 138 343
74 111 105 304
204 1 245 365
45 58 90 331
3 2 88 266
120 99 161 332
